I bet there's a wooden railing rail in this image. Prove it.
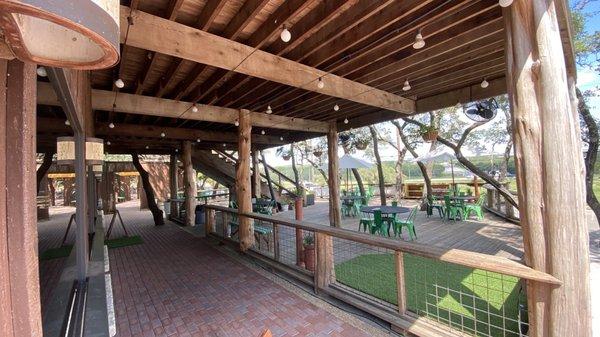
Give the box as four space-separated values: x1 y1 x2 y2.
204 204 559 285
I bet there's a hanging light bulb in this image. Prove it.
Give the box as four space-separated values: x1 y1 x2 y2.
413 29 425 49
108 122 115 129
280 25 291 43
222 143 227 147
160 132 166 138
344 118 349 124
480 78 489 88
333 104 340 111
196 138 201 143
498 0 513 7
261 130 266 135
403 79 411 92
145 145 149 149
191 104 199 113
175 148 179 152
234 120 240 127
266 105 273 114
106 140 111 146
114 78 124 89
36 66 47 77
64 120 70 126
317 77 324 89
280 136 284 141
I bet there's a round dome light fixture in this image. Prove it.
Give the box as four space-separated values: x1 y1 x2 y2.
333 104 340 111
402 79 411 92
280 26 291 43
480 78 489 89
108 122 115 129
413 29 425 49
0 0 120 70
114 78 124 89
36 66 47 77
261 130 266 135
317 77 324 89
191 104 199 113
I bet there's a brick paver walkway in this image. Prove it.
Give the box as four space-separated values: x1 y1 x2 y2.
107 202 373 337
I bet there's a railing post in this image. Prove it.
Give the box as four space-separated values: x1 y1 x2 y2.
205 208 215 236
315 232 334 291
395 251 407 315
295 198 305 267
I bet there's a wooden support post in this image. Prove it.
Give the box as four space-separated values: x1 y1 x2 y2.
182 141 196 226
169 153 178 218
0 59 42 337
504 1 591 336
205 208 215 235
252 150 261 198
315 232 334 290
395 251 407 315
295 198 305 268
237 109 254 251
327 122 341 227
473 176 479 198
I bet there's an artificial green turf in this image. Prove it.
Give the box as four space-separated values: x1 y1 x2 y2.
39 245 73 261
104 235 143 249
335 253 524 337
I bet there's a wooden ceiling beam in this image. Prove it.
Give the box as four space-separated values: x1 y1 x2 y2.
415 77 506 113
187 0 317 104
153 0 228 98
37 82 329 133
171 0 272 101
117 6 414 114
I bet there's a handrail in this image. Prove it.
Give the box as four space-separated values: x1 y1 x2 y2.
204 204 560 285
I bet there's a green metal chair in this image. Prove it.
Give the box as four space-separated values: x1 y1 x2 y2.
393 207 418 240
426 196 445 218
358 209 372 233
443 195 462 221
464 195 485 220
370 210 387 236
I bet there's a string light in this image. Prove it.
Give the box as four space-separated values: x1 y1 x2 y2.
160 132 166 138
413 29 425 49
280 136 284 141
109 122 115 129
36 66 47 77
175 148 178 152
191 104 199 113
333 104 340 111
234 120 240 126
317 77 324 89
114 78 124 89
280 25 291 42
145 145 149 149
261 130 266 135
196 138 201 143
344 118 349 124
498 0 513 7
106 140 111 145
64 120 70 126
266 105 273 114
222 143 227 147
402 79 411 91
480 78 489 88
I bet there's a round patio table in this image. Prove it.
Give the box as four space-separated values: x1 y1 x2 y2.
450 195 477 203
360 206 411 215
341 195 364 201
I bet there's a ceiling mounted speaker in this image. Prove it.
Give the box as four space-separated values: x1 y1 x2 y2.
0 0 120 70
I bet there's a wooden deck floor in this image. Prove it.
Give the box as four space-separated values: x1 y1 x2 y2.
273 199 525 261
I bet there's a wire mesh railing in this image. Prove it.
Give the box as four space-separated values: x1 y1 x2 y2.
203 205 556 337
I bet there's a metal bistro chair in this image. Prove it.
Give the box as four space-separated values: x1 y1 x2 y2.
443 195 462 221
393 207 418 240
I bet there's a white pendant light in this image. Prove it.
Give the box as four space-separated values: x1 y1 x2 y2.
145 145 149 149
175 148 178 152
36 66 47 77
114 78 124 89
106 140 111 146
333 104 340 111
317 77 324 89
402 79 411 92
344 118 349 124
196 138 201 143
480 78 489 88
108 122 115 129
280 25 291 43
64 120 70 126
234 120 240 126
160 132 166 138
279 136 284 141
413 29 425 49
266 105 273 114
261 130 266 135
498 0 513 7
191 104 199 113
222 143 227 147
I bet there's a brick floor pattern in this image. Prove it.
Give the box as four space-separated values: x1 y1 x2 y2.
106 204 371 337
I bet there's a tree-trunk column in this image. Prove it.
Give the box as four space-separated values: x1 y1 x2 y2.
0 59 42 336
169 154 178 218
327 122 341 227
237 109 254 251
182 142 196 226
504 2 591 336
252 149 261 198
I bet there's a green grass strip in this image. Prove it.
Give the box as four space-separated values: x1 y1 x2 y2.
40 245 73 261
335 253 524 337
105 235 143 249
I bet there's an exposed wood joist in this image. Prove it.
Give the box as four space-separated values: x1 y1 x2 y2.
416 77 506 113
37 82 328 133
118 6 415 114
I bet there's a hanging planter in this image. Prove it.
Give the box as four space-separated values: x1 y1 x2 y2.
282 153 291 161
355 141 369 151
420 126 439 142
313 150 322 157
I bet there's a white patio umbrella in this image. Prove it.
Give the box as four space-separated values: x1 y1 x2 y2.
323 154 373 191
410 148 458 187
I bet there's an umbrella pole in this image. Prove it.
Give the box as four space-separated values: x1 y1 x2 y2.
451 159 456 195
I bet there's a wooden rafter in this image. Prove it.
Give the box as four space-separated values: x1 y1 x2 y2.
118 6 415 114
